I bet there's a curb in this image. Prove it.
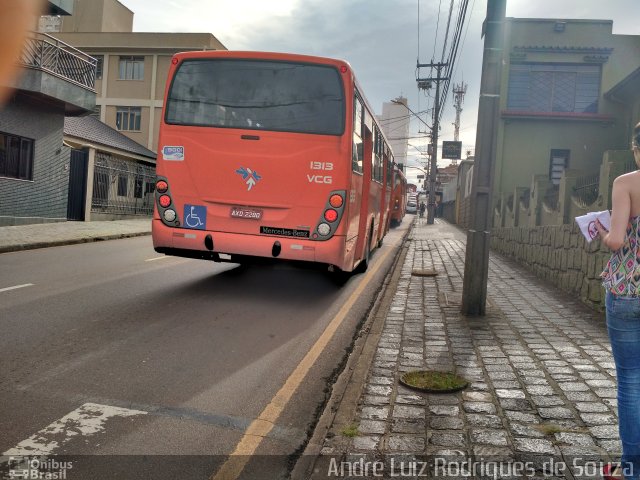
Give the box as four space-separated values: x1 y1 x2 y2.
0 231 151 254
291 221 413 479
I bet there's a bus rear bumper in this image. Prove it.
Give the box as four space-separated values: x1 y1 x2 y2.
152 220 350 270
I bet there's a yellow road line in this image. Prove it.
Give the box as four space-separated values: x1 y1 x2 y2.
210 247 393 480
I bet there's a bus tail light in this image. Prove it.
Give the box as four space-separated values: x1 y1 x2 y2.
317 223 331 236
159 195 171 208
329 194 343 208
156 180 168 193
324 209 338 223
156 176 180 227
163 209 177 222
313 191 346 240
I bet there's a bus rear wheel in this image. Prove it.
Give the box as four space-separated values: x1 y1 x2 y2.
355 235 371 274
328 267 351 285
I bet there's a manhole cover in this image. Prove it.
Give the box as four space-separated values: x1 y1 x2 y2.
412 269 438 277
399 370 469 394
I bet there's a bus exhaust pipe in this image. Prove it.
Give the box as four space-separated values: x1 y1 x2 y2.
272 241 281 257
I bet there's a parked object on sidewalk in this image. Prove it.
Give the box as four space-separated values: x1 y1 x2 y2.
594 121 640 480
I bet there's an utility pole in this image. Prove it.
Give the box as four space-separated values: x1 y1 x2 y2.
452 82 467 166
461 0 506 315
416 62 448 225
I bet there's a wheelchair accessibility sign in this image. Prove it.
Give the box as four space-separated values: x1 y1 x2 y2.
183 204 207 230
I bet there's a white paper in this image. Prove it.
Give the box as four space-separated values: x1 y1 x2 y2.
575 210 611 242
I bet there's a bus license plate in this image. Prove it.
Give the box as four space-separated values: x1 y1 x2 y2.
230 206 263 220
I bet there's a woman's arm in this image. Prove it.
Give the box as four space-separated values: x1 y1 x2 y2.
595 175 631 250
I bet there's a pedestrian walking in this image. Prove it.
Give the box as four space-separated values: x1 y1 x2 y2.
419 201 426 218
595 122 640 480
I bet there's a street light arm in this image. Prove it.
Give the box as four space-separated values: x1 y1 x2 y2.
405 165 428 175
391 99 433 132
407 143 428 156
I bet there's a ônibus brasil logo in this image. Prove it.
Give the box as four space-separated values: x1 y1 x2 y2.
235 167 261 191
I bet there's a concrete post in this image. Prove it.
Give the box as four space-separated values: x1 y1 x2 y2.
461 0 506 316
83 147 96 221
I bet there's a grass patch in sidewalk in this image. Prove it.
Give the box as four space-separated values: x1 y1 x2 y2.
341 424 359 438
535 424 563 436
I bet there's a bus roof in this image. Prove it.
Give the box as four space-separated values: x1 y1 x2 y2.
171 50 351 70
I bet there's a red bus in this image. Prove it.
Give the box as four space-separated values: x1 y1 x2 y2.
389 166 407 227
152 51 396 276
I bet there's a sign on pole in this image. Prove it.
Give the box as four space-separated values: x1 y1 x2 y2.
442 141 462 160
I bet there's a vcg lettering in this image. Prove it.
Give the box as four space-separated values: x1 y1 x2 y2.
307 175 333 184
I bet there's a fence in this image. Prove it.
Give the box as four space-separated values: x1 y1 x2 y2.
92 153 155 216
490 150 635 229
487 149 635 309
572 172 600 208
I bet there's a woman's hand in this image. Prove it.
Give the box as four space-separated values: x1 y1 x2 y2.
594 219 609 243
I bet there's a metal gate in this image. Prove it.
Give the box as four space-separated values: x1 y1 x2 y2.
91 152 155 216
67 149 88 221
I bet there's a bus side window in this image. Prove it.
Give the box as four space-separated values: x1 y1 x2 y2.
353 94 364 174
353 138 363 173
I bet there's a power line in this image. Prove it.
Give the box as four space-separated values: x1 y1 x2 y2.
450 0 478 90
432 0 444 63
438 0 470 123
440 0 455 63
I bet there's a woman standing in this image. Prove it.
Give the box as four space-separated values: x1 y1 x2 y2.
596 122 640 480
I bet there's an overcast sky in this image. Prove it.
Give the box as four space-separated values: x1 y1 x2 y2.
120 0 637 184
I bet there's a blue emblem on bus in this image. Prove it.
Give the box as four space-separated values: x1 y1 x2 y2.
235 167 261 191
184 204 206 230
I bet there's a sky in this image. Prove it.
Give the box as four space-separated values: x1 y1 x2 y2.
120 0 637 185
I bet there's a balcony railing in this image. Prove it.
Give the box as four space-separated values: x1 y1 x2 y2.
20 31 96 91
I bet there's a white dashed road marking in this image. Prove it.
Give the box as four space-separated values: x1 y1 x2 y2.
0 283 34 293
2 403 147 457
145 256 169 262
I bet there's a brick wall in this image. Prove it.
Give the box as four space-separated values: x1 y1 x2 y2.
491 223 610 310
0 97 71 225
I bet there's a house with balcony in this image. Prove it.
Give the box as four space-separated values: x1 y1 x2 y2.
0 1 97 226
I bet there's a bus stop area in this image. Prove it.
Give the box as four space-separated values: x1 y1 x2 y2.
301 217 618 480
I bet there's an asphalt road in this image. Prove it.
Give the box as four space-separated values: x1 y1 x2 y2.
0 220 410 480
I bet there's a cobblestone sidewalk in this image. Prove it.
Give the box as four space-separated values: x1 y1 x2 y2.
312 219 617 480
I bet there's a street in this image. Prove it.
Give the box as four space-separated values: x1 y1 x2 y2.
0 221 409 479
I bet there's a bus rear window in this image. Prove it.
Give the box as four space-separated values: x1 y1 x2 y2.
165 59 345 135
